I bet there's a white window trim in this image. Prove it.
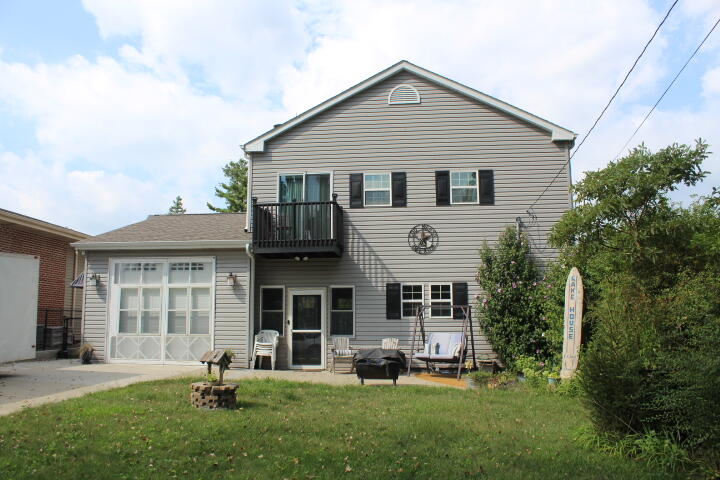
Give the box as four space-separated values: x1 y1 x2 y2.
450 170 479 205
363 172 392 207
401 283 424 319
276 172 334 202
260 285 285 336
107 256 215 365
329 285 355 337
429 283 453 318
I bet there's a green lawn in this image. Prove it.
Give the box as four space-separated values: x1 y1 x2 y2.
0 379 682 479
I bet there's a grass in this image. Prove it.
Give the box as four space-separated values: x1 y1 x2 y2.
0 378 684 479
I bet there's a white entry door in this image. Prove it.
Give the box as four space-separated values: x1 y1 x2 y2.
287 289 326 369
108 258 214 364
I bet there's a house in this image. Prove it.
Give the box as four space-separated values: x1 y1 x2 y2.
0 208 87 353
73 61 574 368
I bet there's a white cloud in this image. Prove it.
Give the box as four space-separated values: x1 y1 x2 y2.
1 0 719 235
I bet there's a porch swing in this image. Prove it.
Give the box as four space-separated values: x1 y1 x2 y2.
406 304 478 380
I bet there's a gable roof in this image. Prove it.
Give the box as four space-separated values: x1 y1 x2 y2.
244 60 575 152
73 213 249 251
0 207 87 241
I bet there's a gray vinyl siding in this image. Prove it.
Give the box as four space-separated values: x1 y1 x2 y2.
251 71 571 369
81 250 250 364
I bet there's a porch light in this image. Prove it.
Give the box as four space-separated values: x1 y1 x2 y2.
86 272 99 287
227 272 237 286
294 256 301 261
302 257 309 262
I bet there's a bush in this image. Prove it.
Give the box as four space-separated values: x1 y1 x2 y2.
580 272 720 468
476 226 547 369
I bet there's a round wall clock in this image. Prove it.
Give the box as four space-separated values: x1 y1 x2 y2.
408 224 439 254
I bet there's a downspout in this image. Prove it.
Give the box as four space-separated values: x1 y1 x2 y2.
244 243 255 368
244 150 253 231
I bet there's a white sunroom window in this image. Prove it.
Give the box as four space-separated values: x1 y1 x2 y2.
111 258 214 363
450 171 478 204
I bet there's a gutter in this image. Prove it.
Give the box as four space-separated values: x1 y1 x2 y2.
244 243 255 368
72 240 248 251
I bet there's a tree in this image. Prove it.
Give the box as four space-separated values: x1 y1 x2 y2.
549 140 720 464
168 196 186 214
207 158 248 213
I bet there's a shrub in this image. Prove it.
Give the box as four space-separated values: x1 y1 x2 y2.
580 272 720 468
476 226 547 369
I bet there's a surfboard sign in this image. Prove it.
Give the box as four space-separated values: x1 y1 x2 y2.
560 267 583 379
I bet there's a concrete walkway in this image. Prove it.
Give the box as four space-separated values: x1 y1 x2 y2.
0 360 202 416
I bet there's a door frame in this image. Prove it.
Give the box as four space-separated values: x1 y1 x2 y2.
286 288 326 370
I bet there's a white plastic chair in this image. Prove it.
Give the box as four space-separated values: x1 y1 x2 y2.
382 337 399 349
251 329 280 370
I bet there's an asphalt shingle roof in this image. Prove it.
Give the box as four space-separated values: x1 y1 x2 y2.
77 213 249 244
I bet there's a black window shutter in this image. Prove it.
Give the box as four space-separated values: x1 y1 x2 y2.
478 170 495 205
349 173 364 208
452 282 468 319
386 283 401 320
391 172 407 207
435 171 450 205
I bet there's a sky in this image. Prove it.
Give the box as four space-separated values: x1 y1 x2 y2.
1 0 719 235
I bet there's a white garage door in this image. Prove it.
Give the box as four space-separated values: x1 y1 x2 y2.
108 258 214 364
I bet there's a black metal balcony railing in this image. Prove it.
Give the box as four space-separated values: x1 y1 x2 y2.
252 194 344 258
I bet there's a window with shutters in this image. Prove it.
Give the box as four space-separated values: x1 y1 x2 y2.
363 173 392 206
429 284 452 317
450 171 478 204
401 284 424 318
387 84 421 104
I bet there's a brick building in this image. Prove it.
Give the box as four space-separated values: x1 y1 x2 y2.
0 208 87 350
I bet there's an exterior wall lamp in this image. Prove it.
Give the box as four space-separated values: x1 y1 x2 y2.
227 272 237 286
86 272 99 287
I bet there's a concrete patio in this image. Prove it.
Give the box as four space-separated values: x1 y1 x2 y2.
0 360 449 417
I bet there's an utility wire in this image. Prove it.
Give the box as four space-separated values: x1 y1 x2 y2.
525 0 679 213
613 15 720 160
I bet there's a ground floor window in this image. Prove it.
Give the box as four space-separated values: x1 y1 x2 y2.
429 284 452 317
401 284 424 318
260 286 285 335
109 258 214 363
330 286 354 336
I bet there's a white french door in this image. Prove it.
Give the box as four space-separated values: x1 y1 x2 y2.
108 258 214 364
287 288 326 370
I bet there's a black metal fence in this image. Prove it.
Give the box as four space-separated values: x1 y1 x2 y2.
252 195 344 250
36 308 82 356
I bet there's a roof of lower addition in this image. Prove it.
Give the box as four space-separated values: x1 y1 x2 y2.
72 213 249 251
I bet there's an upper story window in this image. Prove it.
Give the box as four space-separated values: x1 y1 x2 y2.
388 84 421 104
364 173 391 206
450 171 478 204
278 173 331 202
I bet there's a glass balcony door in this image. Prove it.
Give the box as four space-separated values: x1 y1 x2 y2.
278 173 331 241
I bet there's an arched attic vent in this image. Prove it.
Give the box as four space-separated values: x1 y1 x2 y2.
387 84 421 105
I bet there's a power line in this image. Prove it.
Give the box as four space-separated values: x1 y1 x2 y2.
613 15 720 160
525 0 679 213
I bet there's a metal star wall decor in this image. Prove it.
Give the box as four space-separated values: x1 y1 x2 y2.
408 224 438 254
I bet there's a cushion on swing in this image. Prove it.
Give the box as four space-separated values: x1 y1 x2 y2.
415 332 466 361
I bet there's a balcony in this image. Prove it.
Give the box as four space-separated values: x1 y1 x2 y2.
251 195 344 258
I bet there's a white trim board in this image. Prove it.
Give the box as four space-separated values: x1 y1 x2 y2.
244 60 576 152
74 240 247 251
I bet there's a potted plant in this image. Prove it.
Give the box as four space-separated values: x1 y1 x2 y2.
547 371 560 386
79 343 94 364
